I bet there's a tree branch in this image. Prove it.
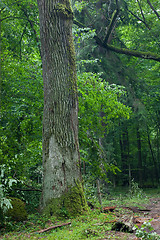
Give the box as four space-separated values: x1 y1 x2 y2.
13 176 42 192
104 44 160 62
13 188 42 192
1 16 26 22
73 18 160 62
9 27 26 58
73 19 102 45
36 222 71 233
147 0 160 20
20 8 41 57
19 27 26 60
0 7 5 13
103 9 119 45
128 9 150 29
137 0 146 24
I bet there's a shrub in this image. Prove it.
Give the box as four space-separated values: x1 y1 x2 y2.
6 197 28 222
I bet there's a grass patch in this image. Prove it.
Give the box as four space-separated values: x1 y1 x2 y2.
0 209 115 240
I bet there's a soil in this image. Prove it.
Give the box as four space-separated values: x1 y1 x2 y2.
104 197 160 239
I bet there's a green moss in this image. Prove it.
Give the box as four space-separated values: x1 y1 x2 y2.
67 38 77 95
43 181 88 218
6 197 27 222
54 3 73 19
106 44 160 61
66 22 77 98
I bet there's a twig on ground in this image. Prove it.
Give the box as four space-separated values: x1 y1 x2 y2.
36 222 71 233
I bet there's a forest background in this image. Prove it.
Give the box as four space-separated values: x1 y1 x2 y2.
1 0 160 215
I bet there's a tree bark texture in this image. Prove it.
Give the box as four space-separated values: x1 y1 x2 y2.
37 0 86 214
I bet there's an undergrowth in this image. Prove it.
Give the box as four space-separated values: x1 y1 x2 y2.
0 208 114 240
0 185 159 240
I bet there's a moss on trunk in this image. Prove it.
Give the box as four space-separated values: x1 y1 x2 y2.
43 181 88 218
37 0 87 216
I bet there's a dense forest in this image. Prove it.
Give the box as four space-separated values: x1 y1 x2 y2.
1 0 160 232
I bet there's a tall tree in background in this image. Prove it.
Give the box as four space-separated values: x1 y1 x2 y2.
37 0 87 216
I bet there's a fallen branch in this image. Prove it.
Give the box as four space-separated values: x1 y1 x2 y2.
13 188 42 192
103 206 117 213
13 175 42 192
112 216 134 233
122 206 151 213
37 222 71 233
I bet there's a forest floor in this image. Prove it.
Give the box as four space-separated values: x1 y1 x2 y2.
1 190 160 239
104 197 160 239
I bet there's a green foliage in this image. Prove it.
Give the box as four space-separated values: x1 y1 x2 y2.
78 71 131 179
6 197 28 222
0 165 19 226
83 175 99 203
134 220 160 240
78 71 131 136
73 27 96 45
0 0 43 216
74 1 88 13
129 179 144 199
0 165 14 214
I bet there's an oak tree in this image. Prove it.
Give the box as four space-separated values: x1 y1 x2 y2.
37 0 87 216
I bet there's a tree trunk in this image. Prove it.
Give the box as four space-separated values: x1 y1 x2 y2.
147 127 159 183
119 126 129 185
37 0 87 217
136 126 143 186
96 179 102 207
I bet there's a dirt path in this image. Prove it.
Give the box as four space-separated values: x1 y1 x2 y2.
144 198 160 234
104 197 160 239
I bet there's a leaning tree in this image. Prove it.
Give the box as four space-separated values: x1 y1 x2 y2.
37 0 87 217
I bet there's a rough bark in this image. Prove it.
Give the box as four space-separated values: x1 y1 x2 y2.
37 0 87 216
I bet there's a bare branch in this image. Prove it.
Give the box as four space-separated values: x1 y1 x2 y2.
137 0 146 23
1 16 26 22
147 0 160 20
128 10 150 29
36 222 71 233
13 188 42 192
20 8 41 57
0 7 5 13
13 176 42 192
19 27 26 59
